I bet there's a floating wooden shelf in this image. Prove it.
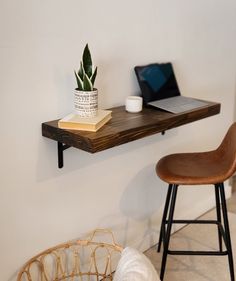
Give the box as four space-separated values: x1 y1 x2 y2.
42 101 221 168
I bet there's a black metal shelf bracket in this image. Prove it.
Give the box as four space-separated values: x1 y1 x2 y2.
58 142 71 168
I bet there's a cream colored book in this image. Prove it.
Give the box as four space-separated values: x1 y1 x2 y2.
58 110 112 132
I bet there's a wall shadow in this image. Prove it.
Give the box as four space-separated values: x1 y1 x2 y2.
119 164 168 249
36 128 177 182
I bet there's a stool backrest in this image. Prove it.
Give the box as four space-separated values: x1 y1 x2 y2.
216 122 236 180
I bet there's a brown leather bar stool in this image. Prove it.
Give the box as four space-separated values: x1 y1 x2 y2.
156 123 236 281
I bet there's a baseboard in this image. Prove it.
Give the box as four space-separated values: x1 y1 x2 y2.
232 175 236 193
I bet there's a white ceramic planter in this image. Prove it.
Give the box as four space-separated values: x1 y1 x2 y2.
74 89 98 117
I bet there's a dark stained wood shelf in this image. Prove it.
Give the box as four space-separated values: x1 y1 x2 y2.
42 101 221 168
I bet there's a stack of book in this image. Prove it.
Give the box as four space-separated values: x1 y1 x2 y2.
58 109 112 132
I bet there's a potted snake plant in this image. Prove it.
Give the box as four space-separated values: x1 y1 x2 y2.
74 44 98 117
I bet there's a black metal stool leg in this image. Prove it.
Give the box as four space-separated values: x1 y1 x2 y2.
219 183 235 281
157 184 173 252
160 184 178 281
215 184 223 252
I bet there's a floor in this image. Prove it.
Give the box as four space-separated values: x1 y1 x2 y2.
145 192 236 280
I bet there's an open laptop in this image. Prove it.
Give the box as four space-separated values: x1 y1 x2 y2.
134 63 208 114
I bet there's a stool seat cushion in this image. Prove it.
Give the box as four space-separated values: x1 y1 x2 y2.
156 150 235 185
156 123 236 185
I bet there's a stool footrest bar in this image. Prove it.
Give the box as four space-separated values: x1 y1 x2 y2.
165 219 219 224
168 250 228 256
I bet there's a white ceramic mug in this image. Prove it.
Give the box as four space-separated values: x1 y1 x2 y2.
125 96 143 113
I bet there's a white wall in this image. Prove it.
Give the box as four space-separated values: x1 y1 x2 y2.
1 0 236 280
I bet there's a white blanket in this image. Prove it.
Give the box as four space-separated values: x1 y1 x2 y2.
113 247 160 281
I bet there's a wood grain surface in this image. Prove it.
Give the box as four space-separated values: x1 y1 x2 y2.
42 102 221 153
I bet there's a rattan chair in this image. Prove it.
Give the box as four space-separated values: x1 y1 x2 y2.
156 123 236 281
17 229 123 281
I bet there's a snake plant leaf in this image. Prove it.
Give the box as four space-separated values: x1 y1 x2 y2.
78 61 85 80
82 44 93 78
83 73 93 91
74 70 84 90
90 67 97 86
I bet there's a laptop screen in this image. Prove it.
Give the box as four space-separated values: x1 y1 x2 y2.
134 63 180 104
